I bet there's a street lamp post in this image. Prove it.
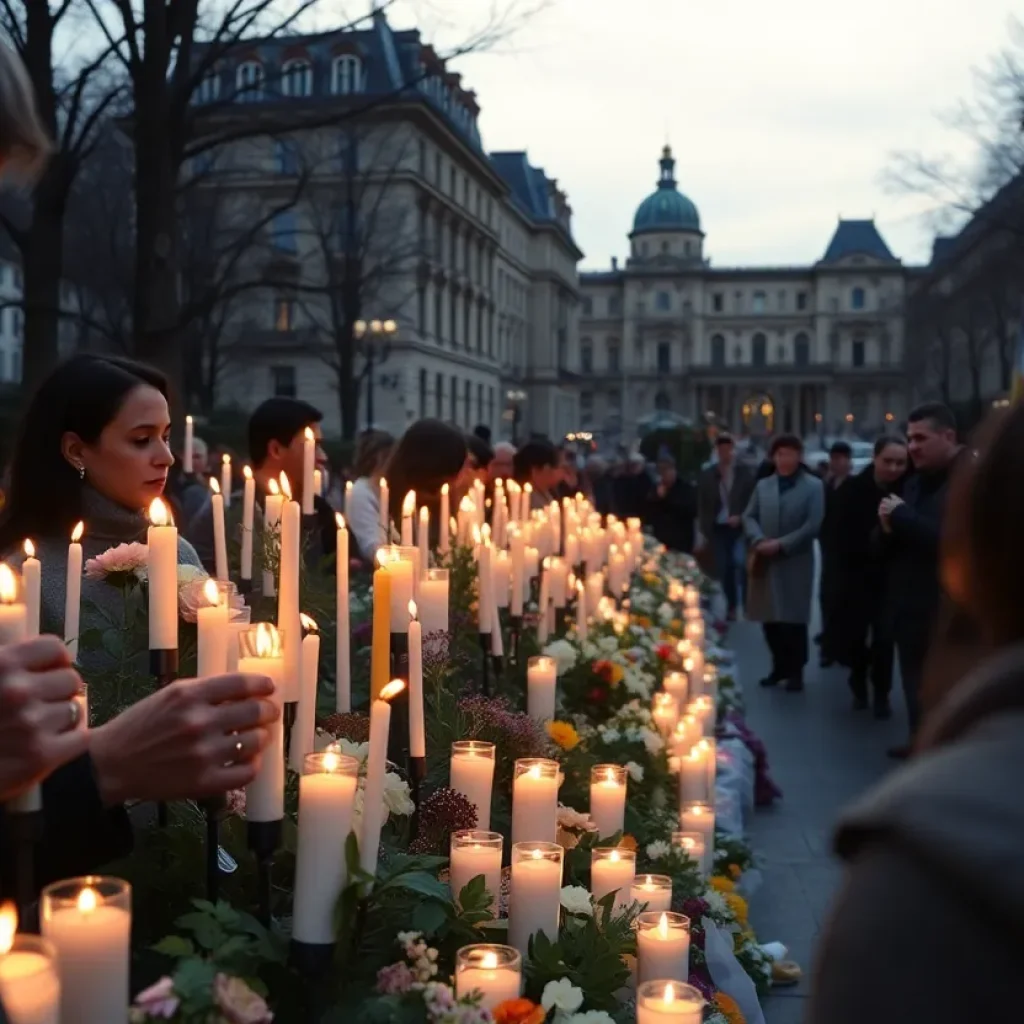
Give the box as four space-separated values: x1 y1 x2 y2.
506 388 527 444
354 318 398 431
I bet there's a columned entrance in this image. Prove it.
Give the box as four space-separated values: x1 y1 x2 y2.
741 392 775 436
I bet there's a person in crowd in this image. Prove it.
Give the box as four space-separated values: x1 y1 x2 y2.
345 430 395 561
0 38 52 182
817 441 853 667
743 434 825 691
171 434 211 525
584 455 615 518
513 439 561 509
807 405 1022 1024
831 437 908 718
472 424 492 446
613 453 650 519
697 432 756 621
465 433 494 487
384 419 468 546
879 402 964 759
554 444 580 500
489 441 516 485
646 452 696 553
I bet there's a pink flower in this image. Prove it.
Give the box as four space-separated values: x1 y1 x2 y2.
225 789 246 816
85 542 148 582
213 974 273 1024
131 976 179 1019
376 961 416 994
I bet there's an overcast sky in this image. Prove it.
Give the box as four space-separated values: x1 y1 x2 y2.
377 0 1017 270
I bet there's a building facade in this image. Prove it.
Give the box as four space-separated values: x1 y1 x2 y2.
574 146 911 445
191 11 581 440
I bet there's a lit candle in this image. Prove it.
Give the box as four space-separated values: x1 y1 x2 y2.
688 695 716 738
370 553 392 700
575 578 587 642
585 572 603 616
239 624 285 822
637 912 691 985
636 981 705 1024
400 490 415 547
439 483 450 554
41 877 131 1024
663 670 688 709
672 715 700 757
335 514 351 712
455 944 521 1011
511 758 558 847
420 568 449 636
183 414 194 475
589 764 627 839
262 477 283 598
64 521 85 661
360 680 405 875
477 539 492 634
679 802 714 873
0 563 26 646
313 468 323 498
408 601 425 758
671 831 706 878
450 740 495 830
509 527 524 617
492 550 511 610
591 847 636 913
526 655 557 723
417 506 429 580
145 501 181 653
379 477 389 532
679 743 713 805
196 579 230 677
20 540 40 639
507 843 562 957
449 830 502 914
240 466 256 582
208 477 229 582
380 547 415 635
652 693 680 738
277 473 302 703
302 427 316 516
630 874 673 914
0 902 60 1024
289 615 320 773
291 750 359 945
220 453 232 508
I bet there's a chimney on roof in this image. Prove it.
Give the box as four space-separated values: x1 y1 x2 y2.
611 256 618 270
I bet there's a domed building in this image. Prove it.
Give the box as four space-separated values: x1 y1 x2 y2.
572 146 911 444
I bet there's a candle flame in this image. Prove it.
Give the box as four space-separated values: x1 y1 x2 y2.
304 426 315 441
528 764 542 780
524 482 533 493
402 490 416 516
268 478 280 496
680 837 695 850
0 564 15 605
300 612 318 633
209 476 221 495
22 538 34 558
380 679 405 702
222 453 230 465
419 506 428 520
0 901 14 954
663 982 676 1005
71 520 85 542
202 578 221 606
336 513 346 530
657 912 669 939
323 748 340 772
408 600 417 621
243 465 253 480
531 848 542 860
186 414 193 425
441 482 449 495
605 766 615 783
460 496 475 514
78 887 98 914
480 951 498 970
646 874 654 885
255 622 281 658
610 849 620 862
279 473 292 501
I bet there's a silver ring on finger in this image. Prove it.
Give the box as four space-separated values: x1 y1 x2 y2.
68 698 81 730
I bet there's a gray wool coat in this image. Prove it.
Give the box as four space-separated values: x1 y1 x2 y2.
743 471 824 624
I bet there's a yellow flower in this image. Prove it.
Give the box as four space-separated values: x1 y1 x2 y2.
715 992 746 1024
643 572 659 585
631 614 652 629
547 720 580 751
709 875 735 893
728 862 742 880
723 891 749 927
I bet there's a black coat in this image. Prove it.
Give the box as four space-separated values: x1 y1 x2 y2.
646 477 696 554
613 472 651 520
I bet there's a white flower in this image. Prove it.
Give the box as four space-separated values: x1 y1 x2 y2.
339 739 370 764
557 805 594 831
646 840 671 859
559 885 593 917
542 639 579 676
600 727 621 744
565 1013 616 1024
641 728 665 755
626 761 644 782
703 889 733 922
383 772 414 816
598 635 619 653
541 978 584 1014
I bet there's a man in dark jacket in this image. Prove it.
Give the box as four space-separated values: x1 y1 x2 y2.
817 441 852 666
613 453 651 519
833 437 908 717
696 433 755 619
879 403 963 757
646 453 696 553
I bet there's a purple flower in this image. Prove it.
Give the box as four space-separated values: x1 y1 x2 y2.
687 966 716 1002
726 711 783 806
376 961 416 995
131 976 179 1019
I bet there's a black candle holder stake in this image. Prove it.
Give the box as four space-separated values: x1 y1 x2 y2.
290 939 334 983
248 819 282 926
555 607 568 635
238 578 253 599
283 702 298 762
408 755 427 836
388 683 411 771
7 807 42 931
200 796 227 903
508 616 523 666
478 633 491 696
390 631 410 684
150 649 180 828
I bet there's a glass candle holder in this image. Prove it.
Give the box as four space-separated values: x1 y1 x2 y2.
589 764 627 839
686 695 716 739
683 584 700 608
652 692 679 738
511 758 559 846
672 829 708 878
671 715 700 757
420 568 450 635
590 847 636 912
637 980 705 1024
678 742 714 805
450 830 503 914
41 876 131 1024
0 916 61 1024
455 944 522 1011
226 604 253 672
526 656 557 722
450 740 496 830
630 874 673 914
636 911 691 984
508 842 563 957
663 670 688 708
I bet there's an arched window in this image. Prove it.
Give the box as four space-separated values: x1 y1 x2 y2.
752 332 767 367
281 59 312 97
851 286 866 310
332 54 364 95
794 332 810 366
236 61 264 102
196 66 221 104
711 334 725 367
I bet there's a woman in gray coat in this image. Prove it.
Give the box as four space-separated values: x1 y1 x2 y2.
744 434 825 691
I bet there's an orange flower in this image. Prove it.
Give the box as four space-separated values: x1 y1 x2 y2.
709 875 735 893
593 660 624 686
493 998 546 1024
715 991 746 1024
728 862 742 880
619 833 638 852
723 891 749 927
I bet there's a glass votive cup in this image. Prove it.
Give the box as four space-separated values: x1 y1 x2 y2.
672 829 708 877
508 842 564 956
237 621 284 659
636 911 692 984
663 670 688 706
455 944 522 1011
636 979 706 1023
590 847 637 912
630 873 673 914
589 763 627 839
652 692 680 736
449 830 503 913
450 740 496 830
0 923 61 1024
511 758 560 847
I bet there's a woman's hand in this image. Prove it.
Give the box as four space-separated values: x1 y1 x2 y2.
89 673 279 804
0 637 89 802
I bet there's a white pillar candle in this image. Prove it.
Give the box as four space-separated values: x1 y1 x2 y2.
591 847 636 913
450 741 495 830
526 655 557 723
145 500 182 653
240 466 256 582
20 541 40 639
507 843 562 957
289 615 320 772
196 579 230 677
262 479 283 598
301 427 316 516
360 680 405 875
335 514 351 712
408 602 425 758
652 693 679 738
380 547 415 634
240 624 285 822
41 877 131 1024
277 475 302 702
420 568 449 635
664 670 688 709
449 830 502 914
636 981 705 1024
636 912 691 985
438 483 450 554
379 477 390 532
0 906 60 1024
400 490 415 547
687 695 716 739
183 414 194 475
291 750 359 945
630 874 673 914
575 578 587 642
678 745 713 805
671 831 706 878
209 477 229 583
220 454 232 508
679 802 714 875
455 944 521 1011
589 764 627 839
511 758 558 847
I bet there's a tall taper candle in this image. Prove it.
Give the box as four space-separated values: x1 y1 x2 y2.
276 474 302 703
240 466 256 582
21 540 40 638
301 427 316 516
439 483 450 554
146 502 178 653
64 521 84 661
417 506 429 581
360 680 405 875
196 579 230 677
401 490 415 547
262 478 283 598
0 564 38 812
183 414 194 474
209 477 229 582
335 514 351 712
379 477 389 532
240 624 285 822
370 555 392 701
220 453 232 509
408 602 425 758
290 615 320 772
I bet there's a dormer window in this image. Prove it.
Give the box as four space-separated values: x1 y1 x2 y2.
196 66 221 104
332 54 364 95
236 61 264 102
281 59 312 98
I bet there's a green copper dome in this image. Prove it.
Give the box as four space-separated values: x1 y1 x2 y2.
632 146 701 234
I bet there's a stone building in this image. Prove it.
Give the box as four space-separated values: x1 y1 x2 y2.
575 146 911 445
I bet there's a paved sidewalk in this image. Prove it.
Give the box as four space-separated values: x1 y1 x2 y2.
729 620 907 1024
